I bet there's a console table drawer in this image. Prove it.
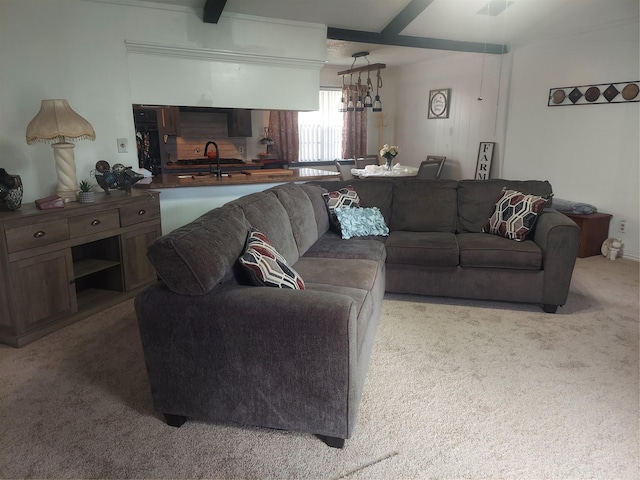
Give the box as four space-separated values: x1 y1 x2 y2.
69 209 120 238
120 200 160 227
5 219 70 253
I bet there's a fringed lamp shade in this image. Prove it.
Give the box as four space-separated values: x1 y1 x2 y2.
26 99 95 203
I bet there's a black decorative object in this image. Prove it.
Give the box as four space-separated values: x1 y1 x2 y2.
549 81 639 106
0 169 23 211
92 160 144 194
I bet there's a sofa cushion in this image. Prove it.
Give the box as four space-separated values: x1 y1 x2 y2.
390 179 458 232
322 185 360 232
385 231 459 267
271 183 319 256
229 191 300 265
482 189 548 241
147 204 250 295
309 179 394 225
239 228 305 289
293 257 382 291
335 206 389 239
457 233 542 270
457 179 553 233
303 231 387 263
299 183 330 237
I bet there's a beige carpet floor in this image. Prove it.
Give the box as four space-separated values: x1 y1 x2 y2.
1 256 638 479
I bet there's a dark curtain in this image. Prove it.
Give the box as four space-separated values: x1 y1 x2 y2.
341 84 368 159
268 111 299 163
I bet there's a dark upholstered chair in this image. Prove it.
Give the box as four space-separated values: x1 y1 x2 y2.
355 156 379 169
334 159 355 181
417 156 446 179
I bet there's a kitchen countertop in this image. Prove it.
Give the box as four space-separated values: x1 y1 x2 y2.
135 168 340 189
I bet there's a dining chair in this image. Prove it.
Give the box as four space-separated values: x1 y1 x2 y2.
335 159 355 181
355 155 379 169
417 156 446 179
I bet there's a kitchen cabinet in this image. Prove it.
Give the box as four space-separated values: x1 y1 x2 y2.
0 190 161 347
227 109 252 137
160 106 181 136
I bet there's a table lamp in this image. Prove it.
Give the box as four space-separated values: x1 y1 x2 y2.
26 99 96 202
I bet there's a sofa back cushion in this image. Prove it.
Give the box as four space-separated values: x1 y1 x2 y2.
457 179 553 233
390 179 458 232
299 184 330 237
229 191 300 265
271 183 319 256
147 204 250 295
308 179 394 225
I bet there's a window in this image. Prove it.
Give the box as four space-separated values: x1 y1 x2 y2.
298 89 343 162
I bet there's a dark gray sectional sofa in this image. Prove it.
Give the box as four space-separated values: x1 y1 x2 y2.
135 178 580 448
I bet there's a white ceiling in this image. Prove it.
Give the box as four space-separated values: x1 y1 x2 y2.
128 0 639 66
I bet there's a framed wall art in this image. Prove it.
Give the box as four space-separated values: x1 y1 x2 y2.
475 142 495 180
548 81 639 106
428 88 450 119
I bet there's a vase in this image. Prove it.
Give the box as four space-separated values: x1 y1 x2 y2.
384 155 394 171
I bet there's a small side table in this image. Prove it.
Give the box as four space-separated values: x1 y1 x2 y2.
563 212 612 258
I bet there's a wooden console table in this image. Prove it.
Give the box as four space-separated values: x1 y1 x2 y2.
0 190 161 347
563 212 612 258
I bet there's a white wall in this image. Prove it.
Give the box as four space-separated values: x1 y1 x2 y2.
393 52 510 179
504 13 639 259
0 0 325 210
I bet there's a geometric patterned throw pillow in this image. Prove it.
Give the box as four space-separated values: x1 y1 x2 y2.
322 185 360 233
239 228 305 289
482 189 548 241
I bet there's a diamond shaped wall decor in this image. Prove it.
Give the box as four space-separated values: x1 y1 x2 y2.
548 81 639 107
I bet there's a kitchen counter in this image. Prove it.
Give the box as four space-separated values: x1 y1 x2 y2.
136 168 340 189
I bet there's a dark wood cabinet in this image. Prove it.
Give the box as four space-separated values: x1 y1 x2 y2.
0 190 161 347
227 109 252 137
563 212 612 258
160 106 181 136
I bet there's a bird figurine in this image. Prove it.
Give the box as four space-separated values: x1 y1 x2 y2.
117 167 145 194
93 160 118 194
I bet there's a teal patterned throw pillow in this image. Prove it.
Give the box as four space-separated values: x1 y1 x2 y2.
334 207 390 240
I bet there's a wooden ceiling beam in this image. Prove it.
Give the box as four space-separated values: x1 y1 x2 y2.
203 0 227 24
327 27 508 54
381 0 435 37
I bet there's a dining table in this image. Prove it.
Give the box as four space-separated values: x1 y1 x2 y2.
351 164 419 178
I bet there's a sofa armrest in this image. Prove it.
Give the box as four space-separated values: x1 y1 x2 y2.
533 208 581 306
135 283 361 439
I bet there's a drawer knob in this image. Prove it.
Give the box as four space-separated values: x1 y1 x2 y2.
91 219 101 226
138 209 146 216
33 230 46 238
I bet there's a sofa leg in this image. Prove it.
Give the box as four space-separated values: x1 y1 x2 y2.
164 413 187 427
542 304 559 313
317 435 346 448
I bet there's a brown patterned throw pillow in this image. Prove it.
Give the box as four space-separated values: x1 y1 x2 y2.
239 228 305 289
482 189 548 241
321 185 360 233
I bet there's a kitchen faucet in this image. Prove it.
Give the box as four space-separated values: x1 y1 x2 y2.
204 141 221 179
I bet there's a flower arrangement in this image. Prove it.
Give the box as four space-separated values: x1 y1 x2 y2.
380 144 399 170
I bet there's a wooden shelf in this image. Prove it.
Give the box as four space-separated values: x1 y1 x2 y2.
73 258 121 279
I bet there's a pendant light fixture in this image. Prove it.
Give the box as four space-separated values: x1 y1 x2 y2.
363 71 373 108
373 69 383 112
338 51 386 113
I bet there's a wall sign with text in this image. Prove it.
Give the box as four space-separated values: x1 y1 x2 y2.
428 88 450 119
475 142 495 180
